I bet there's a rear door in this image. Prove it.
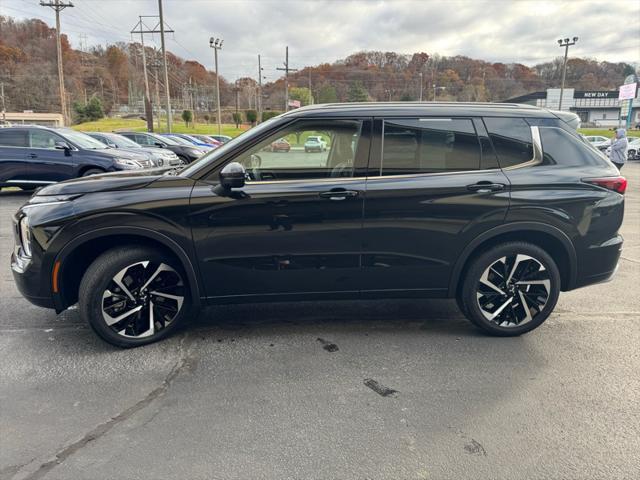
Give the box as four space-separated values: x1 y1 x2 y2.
26 128 76 182
360 116 510 296
0 129 30 185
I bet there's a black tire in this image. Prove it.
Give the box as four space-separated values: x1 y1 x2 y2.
459 242 560 336
78 246 193 348
81 168 104 177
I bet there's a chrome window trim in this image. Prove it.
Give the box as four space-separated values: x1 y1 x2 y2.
500 126 543 171
6 179 55 184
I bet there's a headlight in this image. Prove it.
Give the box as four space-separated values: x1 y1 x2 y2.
186 148 204 156
114 158 143 169
19 216 32 257
24 194 81 208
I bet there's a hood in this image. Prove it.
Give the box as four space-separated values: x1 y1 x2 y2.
34 167 173 196
616 128 626 139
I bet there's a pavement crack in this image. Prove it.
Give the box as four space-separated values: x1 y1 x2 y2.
20 333 195 480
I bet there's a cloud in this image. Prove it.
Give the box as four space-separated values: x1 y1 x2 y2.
6 0 639 82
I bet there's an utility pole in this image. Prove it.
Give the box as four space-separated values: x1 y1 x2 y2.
40 0 74 125
257 54 263 123
557 37 578 111
1 83 6 123
276 46 297 111
419 72 423 101
308 69 313 104
157 0 173 132
131 16 157 132
209 37 223 135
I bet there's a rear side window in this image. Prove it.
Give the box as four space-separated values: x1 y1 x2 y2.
540 127 608 167
0 129 28 147
484 117 533 168
381 118 481 176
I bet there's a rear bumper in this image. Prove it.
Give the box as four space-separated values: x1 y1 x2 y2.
572 234 623 290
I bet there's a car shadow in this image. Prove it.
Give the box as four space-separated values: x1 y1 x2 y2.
192 298 483 338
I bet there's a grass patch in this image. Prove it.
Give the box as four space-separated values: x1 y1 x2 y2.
72 117 247 137
578 128 640 138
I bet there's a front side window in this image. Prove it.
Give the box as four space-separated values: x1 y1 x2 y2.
134 134 155 146
30 129 62 149
484 117 534 168
380 118 481 176
233 120 362 182
0 129 28 147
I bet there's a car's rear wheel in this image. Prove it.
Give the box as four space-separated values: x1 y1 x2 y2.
459 242 560 336
79 247 192 348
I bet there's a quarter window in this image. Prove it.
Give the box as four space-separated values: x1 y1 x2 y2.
380 118 481 176
0 129 28 147
484 117 533 168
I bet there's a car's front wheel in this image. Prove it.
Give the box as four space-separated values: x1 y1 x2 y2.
79 246 191 347
458 242 560 336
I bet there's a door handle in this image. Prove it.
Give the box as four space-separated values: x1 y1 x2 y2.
319 189 359 201
27 153 37 159
466 182 505 193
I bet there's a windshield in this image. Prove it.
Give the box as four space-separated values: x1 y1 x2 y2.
180 116 282 177
108 134 142 149
165 135 194 146
60 129 109 149
149 133 178 145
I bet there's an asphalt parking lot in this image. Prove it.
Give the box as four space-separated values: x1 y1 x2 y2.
1 164 639 480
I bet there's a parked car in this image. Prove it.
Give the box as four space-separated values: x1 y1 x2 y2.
12 103 625 347
268 138 290 152
209 134 233 144
304 135 327 152
118 131 206 163
190 134 222 147
86 132 183 167
626 137 640 160
0 126 149 190
162 133 214 150
584 135 611 151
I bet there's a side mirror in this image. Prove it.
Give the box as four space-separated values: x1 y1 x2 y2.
54 141 71 155
154 142 165 148
219 162 246 189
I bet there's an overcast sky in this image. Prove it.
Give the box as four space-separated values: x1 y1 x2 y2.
3 0 639 82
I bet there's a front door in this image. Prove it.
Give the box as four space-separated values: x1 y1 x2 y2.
360 117 510 296
190 118 371 301
26 128 76 182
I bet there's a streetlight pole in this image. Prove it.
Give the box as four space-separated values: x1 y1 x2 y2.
419 72 423 101
557 37 578 111
209 37 223 136
158 0 172 132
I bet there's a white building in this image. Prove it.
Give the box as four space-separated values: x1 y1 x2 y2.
505 88 640 128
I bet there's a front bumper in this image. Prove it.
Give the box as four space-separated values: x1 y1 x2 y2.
11 252 55 309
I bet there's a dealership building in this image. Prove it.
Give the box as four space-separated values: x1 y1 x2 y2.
505 88 640 127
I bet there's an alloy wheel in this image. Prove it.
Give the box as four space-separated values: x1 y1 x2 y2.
101 261 185 338
476 254 551 328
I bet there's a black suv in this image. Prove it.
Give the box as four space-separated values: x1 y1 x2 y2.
119 131 206 163
0 126 151 190
11 103 625 347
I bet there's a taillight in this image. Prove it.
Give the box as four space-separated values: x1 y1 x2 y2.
583 176 627 194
